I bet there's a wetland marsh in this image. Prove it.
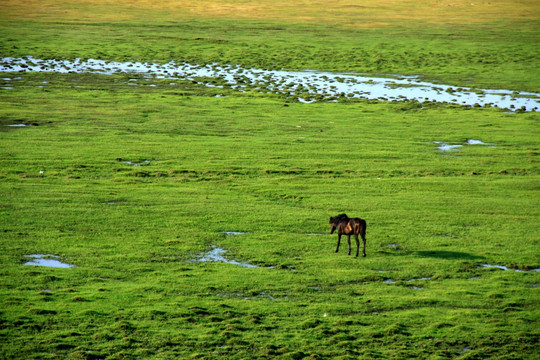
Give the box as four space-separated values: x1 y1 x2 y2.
2 56 539 111
1 1 539 359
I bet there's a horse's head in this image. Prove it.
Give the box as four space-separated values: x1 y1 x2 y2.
329 217 337 234
329 214 348 234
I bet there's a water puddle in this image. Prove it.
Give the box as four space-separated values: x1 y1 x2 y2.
220 231 249 236
1 57 539 111
434 142 463 152
435 139 494 152
24 254 75 268
481 264 540 273
466 139 490 146
192 246 259 268
124 160 149 166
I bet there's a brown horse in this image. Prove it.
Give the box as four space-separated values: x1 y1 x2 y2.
329 214 367 257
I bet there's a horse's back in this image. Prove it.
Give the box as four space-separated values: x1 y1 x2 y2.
333 214 366 235
350 218 366 233
350 217 365 225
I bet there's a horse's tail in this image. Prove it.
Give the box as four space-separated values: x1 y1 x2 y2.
359 219 367 239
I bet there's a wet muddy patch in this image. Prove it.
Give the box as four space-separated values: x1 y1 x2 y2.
190 246 293 270
1 57 539 111
379 243 403 254
191 246 259 268
124 160 150 166
480 264 540 273
382 276 430 289
434 142 462 152
220 231 249 236
466 139 492 146
4 122 39 128
116 158 150 166
435 139 494 152
24 254 75 268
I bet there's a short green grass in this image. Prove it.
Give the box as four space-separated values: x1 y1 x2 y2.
1 1 539 91
1 73 538 359
1 1 539 358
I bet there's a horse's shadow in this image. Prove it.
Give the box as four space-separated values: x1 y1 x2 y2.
416 251 485 260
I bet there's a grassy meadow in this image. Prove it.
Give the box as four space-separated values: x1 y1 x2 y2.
1 1 539 359
1 0 539 91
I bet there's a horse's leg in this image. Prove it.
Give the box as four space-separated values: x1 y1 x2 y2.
361 229 367 257
347 235 351 255
355 233 360 257
335 234 341 253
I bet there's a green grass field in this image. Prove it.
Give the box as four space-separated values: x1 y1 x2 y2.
1 1 539 359
1 0 539 91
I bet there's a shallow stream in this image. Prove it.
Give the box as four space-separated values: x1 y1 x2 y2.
2 57 539 111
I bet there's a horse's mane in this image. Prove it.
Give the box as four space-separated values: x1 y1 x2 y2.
334 213 349 222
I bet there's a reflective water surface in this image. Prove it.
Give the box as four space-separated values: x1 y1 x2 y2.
192 246 259 268
24 254 75 268
2 57 539 111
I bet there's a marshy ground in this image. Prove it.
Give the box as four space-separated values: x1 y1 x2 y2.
2 57 539 111
1 1 539 359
